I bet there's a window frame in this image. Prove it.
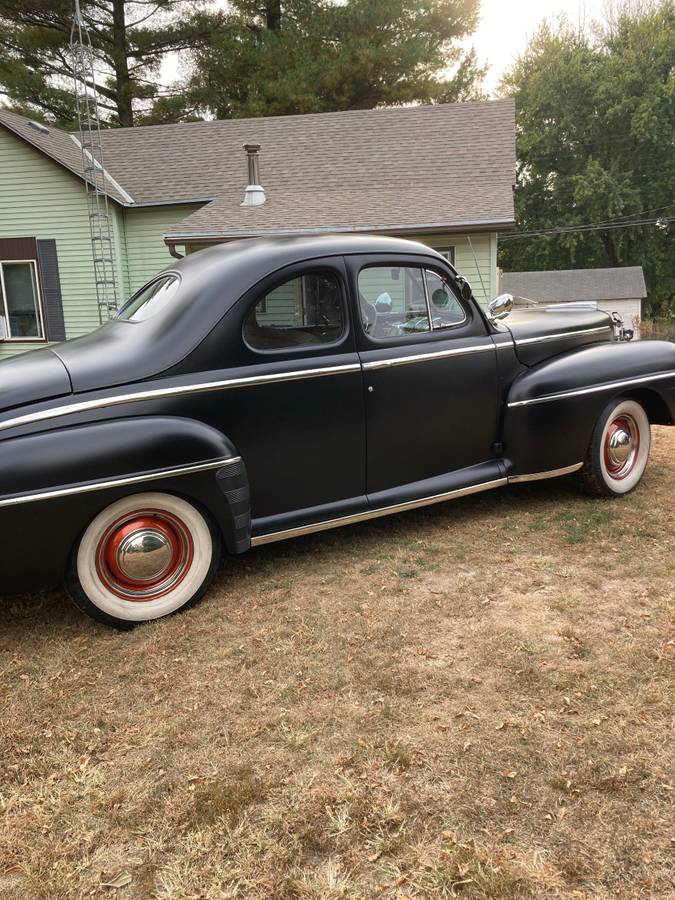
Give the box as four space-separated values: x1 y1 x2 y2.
242 264 350 356
115 273 181 323
423 268 467 331
0 258 46 342
436 247 456 265
356 261 472 345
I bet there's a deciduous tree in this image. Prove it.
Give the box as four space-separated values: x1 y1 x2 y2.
498 1 674 314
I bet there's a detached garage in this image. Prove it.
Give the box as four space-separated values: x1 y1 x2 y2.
499 267 647 338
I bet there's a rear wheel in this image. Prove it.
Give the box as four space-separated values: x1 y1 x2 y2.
66 492 220 628
582 397 650 497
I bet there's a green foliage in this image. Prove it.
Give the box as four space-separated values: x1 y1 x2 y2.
0 0 211 127
186 0 484 120
498 2 675 314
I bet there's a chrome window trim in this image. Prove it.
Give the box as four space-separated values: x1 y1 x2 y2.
508 462 583 483
424 268 468 332
0 456 241 508
362 342 496 371
0 363 362 434
251 477 508 546
515 326 612 346
508 371 675 408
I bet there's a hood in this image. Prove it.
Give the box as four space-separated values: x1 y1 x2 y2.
0 348 71 415
503 308 615 366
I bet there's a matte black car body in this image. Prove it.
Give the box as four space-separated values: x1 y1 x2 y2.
1 235 674 597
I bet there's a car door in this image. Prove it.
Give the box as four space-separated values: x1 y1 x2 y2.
346 253 502 502
218 256 367 533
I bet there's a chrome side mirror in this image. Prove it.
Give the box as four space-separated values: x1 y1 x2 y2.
488 293 513 321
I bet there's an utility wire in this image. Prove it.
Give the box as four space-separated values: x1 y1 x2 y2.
500 216 674 241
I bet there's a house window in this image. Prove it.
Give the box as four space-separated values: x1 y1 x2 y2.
437 247 455 265
0 260 44 340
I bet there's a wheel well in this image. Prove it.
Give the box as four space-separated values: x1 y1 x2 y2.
624 389 673 426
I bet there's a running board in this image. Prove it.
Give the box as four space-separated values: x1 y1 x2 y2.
250 462 584 547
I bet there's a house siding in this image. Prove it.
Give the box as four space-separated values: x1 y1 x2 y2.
0 127 99 358
122 204 204 297
411 232 496 308
0 124 206 359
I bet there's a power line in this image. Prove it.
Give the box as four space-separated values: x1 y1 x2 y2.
500 217 674 241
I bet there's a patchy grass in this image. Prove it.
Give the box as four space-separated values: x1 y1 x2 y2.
1 428 674 899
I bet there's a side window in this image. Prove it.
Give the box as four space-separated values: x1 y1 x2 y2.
425 270 466 329
117 276 180 322
358 266 430 338
244 269 345 351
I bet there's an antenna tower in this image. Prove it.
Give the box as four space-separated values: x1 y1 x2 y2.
70 0 119 321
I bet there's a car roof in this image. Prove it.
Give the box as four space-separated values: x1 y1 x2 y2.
54 235 447 393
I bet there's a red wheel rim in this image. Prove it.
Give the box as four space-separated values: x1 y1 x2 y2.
604 414 639 480
95 509 194 601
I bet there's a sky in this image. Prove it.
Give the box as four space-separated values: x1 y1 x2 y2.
467 0 608 92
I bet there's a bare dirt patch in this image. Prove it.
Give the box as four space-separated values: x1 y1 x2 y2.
1 428 673 898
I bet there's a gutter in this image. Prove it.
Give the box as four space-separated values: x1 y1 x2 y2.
163 217 517 246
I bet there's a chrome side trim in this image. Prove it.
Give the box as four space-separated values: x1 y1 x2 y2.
0 363 361 434
251 477 508 546
515 326 612 346
0 456 240 508
508 371 675 408
508 462 583 484
363 343 496 371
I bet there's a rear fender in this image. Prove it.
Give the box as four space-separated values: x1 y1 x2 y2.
504 340 675 477
0 416 250 594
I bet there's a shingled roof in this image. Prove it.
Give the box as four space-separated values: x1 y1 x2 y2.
0 100 516 241
0 108 131 205
500 267 648 303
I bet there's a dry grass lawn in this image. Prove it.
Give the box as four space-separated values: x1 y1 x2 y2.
1 428 673 899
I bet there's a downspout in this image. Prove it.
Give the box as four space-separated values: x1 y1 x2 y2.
168 243 184 259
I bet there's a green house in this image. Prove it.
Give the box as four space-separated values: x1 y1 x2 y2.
0 99 515 359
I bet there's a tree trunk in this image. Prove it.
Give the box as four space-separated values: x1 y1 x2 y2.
111 0 133 126
265 1 282 32
600 231 620 267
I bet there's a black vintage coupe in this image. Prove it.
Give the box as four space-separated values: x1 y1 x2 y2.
1 236 674 627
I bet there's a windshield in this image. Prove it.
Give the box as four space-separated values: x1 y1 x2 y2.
116 275 180 322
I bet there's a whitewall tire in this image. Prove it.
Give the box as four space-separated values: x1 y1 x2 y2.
67 492 220 628
582 398 651 497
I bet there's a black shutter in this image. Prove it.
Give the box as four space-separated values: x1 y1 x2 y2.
36 240 66 342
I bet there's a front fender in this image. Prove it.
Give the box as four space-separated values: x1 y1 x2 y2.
504 340 675 477
0 416 250 595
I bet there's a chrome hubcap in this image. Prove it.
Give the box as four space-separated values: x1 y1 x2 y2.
117 528 174 583
96 511 193 601
604 415 639 480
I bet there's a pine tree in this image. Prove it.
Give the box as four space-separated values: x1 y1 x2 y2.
185 0 484 120
0 0 211 127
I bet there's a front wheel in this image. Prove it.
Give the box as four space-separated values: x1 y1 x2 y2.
582 397 651 497
66 492 221 628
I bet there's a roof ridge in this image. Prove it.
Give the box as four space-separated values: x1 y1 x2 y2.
98 97 516 135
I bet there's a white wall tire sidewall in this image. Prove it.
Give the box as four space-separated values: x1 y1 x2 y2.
77 493 213 623
599 400 650 494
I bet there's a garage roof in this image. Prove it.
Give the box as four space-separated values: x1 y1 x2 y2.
500 267 647 303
